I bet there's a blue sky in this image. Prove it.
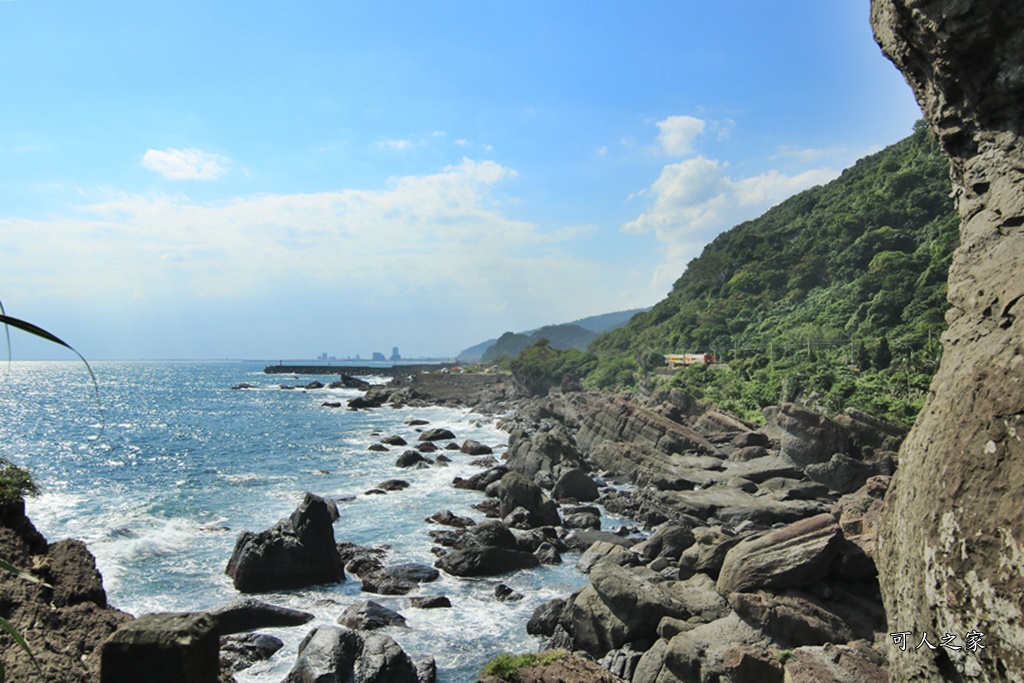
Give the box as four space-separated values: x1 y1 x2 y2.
0 1 922 360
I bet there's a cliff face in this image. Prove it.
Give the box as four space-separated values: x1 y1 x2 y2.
870 1 1024 680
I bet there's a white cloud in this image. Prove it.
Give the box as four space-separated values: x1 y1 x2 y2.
379 139 413 151
141 148 230 181
1 159 646 340
624 157 838 291
656 115 706 156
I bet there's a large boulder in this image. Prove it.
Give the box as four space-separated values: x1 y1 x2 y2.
435 545 540 577
563 563 688 657
494 471 561 528
551 468 599 502
716 513 843 595
225 493 344 593
283 625 426 683
100 613 219 683
338 600 408 630
506 427 584 486
761 403 849 466
208 598 314 635
870 2 1024 680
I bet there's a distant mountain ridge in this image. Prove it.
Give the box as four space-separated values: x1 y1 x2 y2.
456 308 649 362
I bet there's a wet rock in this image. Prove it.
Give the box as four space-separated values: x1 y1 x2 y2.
494 583 524 602
409 595 451 609
426 510 476 528
225 493 344 593
376 479 410 492
460 440 493 456
527 598 565 636
208 598 314 635
551 468 599 502
361 563 438 596
220 632 284 673
381 435 408 446
419 428 456 442
435 545 540 577
283 626 423 683
494 471 561 528
396 450 430 468
338 600 408 630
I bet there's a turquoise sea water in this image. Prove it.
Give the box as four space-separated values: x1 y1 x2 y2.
0 361 617 682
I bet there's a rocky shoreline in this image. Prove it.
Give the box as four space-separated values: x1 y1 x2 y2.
310 369 899 682
1 369 901 682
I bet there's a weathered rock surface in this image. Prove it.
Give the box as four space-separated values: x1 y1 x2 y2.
716 513 843 595
435 545 540 577
494 471 561 527
338 600 408 630
225 493 344 593
0 500 132 683
871 2 1024 680
101 612 220 683
220 632 284 673
208 598 314 635
283 625 429 683
475 650 625 683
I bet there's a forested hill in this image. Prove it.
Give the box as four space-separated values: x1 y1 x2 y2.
583 121 958 425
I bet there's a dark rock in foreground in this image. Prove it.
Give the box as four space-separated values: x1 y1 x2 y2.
101 613 219 683
283 625 431 683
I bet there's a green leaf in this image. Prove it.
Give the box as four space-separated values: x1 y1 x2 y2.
0 558 52 588
0 312 103 426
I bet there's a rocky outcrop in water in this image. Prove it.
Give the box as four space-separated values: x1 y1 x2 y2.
225 492 345 593
870 2 1024 680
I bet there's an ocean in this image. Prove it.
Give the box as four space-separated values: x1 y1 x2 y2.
0 360 622 682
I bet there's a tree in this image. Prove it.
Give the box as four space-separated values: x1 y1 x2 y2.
874 338 893 370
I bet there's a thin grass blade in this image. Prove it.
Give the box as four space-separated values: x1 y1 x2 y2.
0 615 41 674
0 558 52 588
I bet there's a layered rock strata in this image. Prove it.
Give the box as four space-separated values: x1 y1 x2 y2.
870 2 1024 680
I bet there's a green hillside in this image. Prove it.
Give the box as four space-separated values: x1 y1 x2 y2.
524 122 958 426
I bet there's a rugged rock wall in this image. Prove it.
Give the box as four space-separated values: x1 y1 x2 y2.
870 2 1024 680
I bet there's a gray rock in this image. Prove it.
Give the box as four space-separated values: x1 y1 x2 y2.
220 632 284 672
225 493 344 593
762 404 848 466
338 600 408 630
716 513 843 595
494 471 561 528
208 598 314 635
527 598 565 637
551 467 600 502
435 545 541 577
101 613 219 683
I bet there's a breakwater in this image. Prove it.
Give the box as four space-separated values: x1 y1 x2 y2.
263 363 452 376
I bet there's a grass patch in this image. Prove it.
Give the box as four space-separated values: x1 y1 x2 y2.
0 459 38 507
482 650 568 682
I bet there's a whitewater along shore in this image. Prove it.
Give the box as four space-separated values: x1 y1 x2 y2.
0 368 900 682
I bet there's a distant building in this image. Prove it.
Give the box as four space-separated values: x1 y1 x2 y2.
372 352 386 362
390 346 401 361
